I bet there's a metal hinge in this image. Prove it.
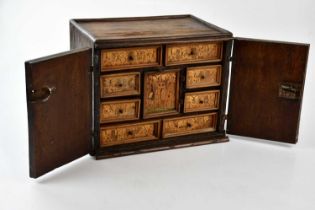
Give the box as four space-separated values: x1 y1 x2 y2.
229 56 233 62
223 114 228 121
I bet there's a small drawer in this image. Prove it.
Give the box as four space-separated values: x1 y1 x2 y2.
186 65 221 89
100 72 140 98
162 113 217 138
184 90 220 113
100 99 140 123
101 46 162 71
165 42 223 65
100 120 160 147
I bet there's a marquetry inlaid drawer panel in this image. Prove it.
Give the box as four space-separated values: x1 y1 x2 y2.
143 70 180 118
165 42 222 65
162 113 217 138
100 120 160 147
101 46 162 71
100 99 140 123
186 65 221 89
184 90 220 113
100 72 140 98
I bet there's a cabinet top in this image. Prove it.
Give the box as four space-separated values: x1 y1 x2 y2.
71 14 232 46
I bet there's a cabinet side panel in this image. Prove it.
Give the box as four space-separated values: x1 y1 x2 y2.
70 21 94 50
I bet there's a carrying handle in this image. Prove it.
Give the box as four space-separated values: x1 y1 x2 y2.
278 82 301 100
29 86 56 103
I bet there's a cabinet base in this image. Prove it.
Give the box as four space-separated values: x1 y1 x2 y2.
94 132 229 159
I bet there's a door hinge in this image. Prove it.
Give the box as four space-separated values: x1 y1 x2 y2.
223 114 228 121
229 56 233 62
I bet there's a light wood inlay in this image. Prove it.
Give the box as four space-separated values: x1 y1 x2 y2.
162 113 217 138
184 90 220 113
100 72 140 98
101 46 161 71
143 70 180 118
186 65 221 89
100 99 140 123
100 120 160 147
166 42 222 65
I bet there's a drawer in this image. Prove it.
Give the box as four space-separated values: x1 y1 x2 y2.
143 70 180 118
100 72 140 98
184 90 220 113
162 113 217 138
165 42 223 65
186 65 221 89
100 120 160 147
100 99 140 123
101 46 162 71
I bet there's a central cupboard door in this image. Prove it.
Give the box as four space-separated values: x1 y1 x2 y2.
143 70 180 118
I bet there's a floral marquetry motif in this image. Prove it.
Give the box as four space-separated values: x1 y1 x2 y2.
143 70 180 118
162 113 217 138
184 90 220 113
100 72 140 98
100 121 160 147
186 65 221 88
166 42 222 65
100 99 140 123
101 46 161 71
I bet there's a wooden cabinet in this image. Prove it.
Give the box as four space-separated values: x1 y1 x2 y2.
25 14 309 178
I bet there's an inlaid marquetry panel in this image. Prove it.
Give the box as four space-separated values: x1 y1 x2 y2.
100 72 140 98
143 70 180 118
165 42 222 65
162 113 217 138
100 99 140 123
186 65 221 89
100 120 160 147
101 46 162 71
184 90 220 113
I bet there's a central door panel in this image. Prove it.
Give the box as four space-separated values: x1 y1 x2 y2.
143 70 180 118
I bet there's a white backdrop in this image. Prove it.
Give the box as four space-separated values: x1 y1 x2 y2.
0 0 315 210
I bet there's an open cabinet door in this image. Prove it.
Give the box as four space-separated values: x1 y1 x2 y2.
25 48 92 178
227 38 309 143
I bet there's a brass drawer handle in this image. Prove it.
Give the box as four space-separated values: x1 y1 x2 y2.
29 86 56 103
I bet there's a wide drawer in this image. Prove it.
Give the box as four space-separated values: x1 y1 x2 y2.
186 65 221 89
100 99 140 123
162 113 217 138
101 46 162 71
165 42 223 65
100 72 140 98
184 90 220 113
100 120 160 147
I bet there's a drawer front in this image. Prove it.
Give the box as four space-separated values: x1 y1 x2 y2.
186 65 221 89
101 46 162 71
184 90 220 113
100 72 140 98
100 121 160 147
100 99 140 123
143 70 180 118
162 113 217 138
166 42 222 65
